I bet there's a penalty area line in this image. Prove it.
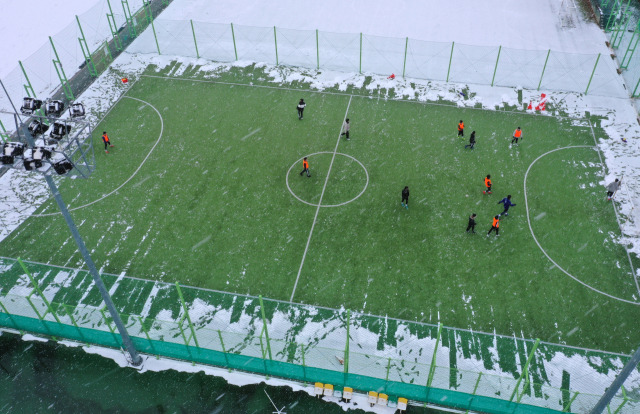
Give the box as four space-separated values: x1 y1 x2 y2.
289 95 353 302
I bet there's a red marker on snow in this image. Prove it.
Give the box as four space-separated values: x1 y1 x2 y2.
121 78 129 84
387 73 395 80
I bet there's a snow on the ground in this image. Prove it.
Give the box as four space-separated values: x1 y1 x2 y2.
1 0 640 411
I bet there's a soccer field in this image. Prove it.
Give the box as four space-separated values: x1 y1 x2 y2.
1 65 638 353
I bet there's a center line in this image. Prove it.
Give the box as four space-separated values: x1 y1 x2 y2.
290 96 353 302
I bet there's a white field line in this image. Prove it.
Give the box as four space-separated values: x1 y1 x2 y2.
140 74 579 121
524 145 640 305
588 120 639 296
32 96 164 217
289 96 353 302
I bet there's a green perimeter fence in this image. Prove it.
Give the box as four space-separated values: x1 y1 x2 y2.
0 0 632 143
0 257 638 413
124 19 627 99
0 0 171 141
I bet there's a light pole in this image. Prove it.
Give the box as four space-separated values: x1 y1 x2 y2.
1 78 142 366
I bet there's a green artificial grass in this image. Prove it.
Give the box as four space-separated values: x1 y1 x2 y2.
2 68 639 353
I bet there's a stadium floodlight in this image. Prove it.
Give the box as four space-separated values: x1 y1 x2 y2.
0 78 143 366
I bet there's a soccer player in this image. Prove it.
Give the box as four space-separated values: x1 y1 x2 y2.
487 215 500 236
341 118 350 140
466 213 477 233
297 98 306 120
511 127 522 144
299 157 310 177
457 120 464 138
483 175 492 194
498 195 516 216
102 131 114 154
464 131 476 149
401 186 409 209
606 178 621 200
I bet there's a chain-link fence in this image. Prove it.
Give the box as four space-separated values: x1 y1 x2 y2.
122 18 627 100
0 2 630 142
0 257 638 413
0 0 173 141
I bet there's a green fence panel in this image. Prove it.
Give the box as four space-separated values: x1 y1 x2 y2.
360 33 405 76
191 21 236 62
274 27 317 70
316 30 360 73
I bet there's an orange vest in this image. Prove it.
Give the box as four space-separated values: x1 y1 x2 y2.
484 177 491 187
458 122 464 131
514 129 522 138
102 133 109 142
493 217 500 227
303 160 309 169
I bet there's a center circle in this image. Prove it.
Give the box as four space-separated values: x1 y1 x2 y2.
286 152 369 207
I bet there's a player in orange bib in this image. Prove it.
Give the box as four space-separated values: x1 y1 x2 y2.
487 215 500 236
483 175 492 194
457 120 464 137
299 157 310 177
511 127 522 144
101 131 114 154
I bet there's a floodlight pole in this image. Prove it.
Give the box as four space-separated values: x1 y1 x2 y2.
0 79 142 366
589 344 640 414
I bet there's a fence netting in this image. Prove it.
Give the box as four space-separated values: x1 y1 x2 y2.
0 257 638 413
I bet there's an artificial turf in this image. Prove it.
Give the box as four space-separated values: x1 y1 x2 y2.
1 65 638 353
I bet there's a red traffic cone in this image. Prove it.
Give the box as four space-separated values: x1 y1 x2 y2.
121 77 129 84
527 101 533 110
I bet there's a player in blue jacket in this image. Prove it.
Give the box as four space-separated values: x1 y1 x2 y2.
498 195 516 216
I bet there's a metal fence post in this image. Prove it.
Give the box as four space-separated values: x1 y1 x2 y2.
106 0 122 51
18 61 36 98
402 37 408 78
491 45 502 86
217 329 232 371
316 29 320 69
0 120 9 143
510 338 540 402
76 15 97 77
150 16 161 55
384 357 392 392
175 282 199 347
537 49 551 91
585 53 601 95
446 42 455 82
137 316 159 358
190 20 200 58
344 309 351 377
121 0 137 38
426 322 442 388
49 36 75 100
465 372 482 413
258 295 273 360
231 23 238 60
273 26 279 65
633 76 640 97
359 33 363 74
562 391 579 412
301 343 307 381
